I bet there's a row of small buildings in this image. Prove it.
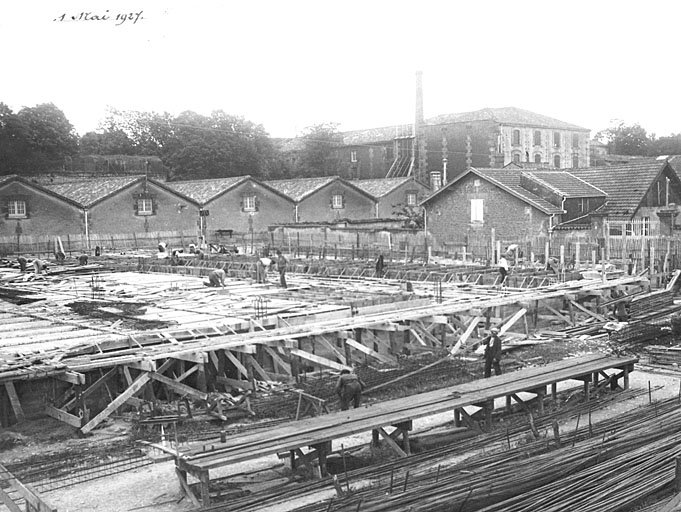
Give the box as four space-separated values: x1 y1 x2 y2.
0 174 428 241
1 156 680 252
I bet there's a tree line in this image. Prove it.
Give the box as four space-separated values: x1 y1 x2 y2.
0 103 344 181
595 120 681 157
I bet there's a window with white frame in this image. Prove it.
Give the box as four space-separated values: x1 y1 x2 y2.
406 192 417 206
137 198 153 216
471 198 484 223
243 195 256 211
332 194 344 209
8 199 26 218
350 151 358 163
578 198 589 213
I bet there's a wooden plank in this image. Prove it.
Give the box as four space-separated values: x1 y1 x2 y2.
569 300 607 322
290 348 351 372
44 404 83 428
0 463 56 512
53 371 86 385
345 338 395 365
149 371 208 401
4 382 24 422
175 467 201 508
224 350 249 379
499 308 527 335
246 355 271 382
0 485 22 512
263 346 292 375
449 315 482 355
376 427 407 458
541 301 573 326
316 335 347 365
81 373 151 434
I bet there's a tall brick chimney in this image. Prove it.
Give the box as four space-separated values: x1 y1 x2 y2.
414 71 428 183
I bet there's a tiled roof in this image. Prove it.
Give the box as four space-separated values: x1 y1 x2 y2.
422 168 563 215
342 125 410 145
351 177 413 198
427 107 589 132
264 177 338 202
45 176 143 207
167 176 251 204
521 171 607 198
571 161 669 218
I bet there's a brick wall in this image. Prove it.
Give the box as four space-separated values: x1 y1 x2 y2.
297 183 375 223
88 182 198 235
424 121 500 181
425 174 553 250
338 143 393 180
0 182 83 237
203 181 295 235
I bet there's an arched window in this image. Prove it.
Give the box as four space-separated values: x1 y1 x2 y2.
534 131 541 146
512 129 521 146
572 155 579 168
534 153 542 164
554 155 561 168
513 153 521 164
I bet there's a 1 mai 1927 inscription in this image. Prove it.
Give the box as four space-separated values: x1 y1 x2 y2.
54 10 144 26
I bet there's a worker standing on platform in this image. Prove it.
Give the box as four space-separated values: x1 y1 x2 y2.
276 250 288 288
498 254 509 285
375 253 385 278
206 268 226 288
335 369 367 411
483 327 502 378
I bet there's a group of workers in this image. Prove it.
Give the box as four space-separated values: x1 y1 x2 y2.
205 248 288 289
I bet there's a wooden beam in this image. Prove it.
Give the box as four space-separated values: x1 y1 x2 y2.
540 301 573 326
316 334 347 364
0 485 22 512
4 382 24 423
263 346 292 375
0 463 56 512
246 354 271 382
344 338 395 365
376 427 407 458
290 348 351 372
569 300 607 322
175 467 201 508
499 308 527 335
224 350 249 379
53 371 86 385
171 352 208 364
44 405 82 428
449 315 482 355
81 372 151 434
175 364 199 383
125 359 156 372
148 372 208 401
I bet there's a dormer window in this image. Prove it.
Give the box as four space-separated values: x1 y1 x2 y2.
7 199 26 218
137 198 153 216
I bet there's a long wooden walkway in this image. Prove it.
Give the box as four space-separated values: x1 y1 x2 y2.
176 353 638 506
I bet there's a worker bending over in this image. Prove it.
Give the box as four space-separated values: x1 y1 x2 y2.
206 268 226 287
335 369 367 411
33 259 48 277
256 254 272 283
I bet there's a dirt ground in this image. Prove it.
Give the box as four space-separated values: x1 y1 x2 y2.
3 343 681 512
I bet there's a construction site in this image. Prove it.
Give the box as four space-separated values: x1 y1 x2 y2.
2 243 681 512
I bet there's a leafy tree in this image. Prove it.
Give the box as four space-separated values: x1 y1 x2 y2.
0 103 32 174
648 133 681 156
80 129 138 155
294 123 343 177
595 120 650 156
392 203 424 229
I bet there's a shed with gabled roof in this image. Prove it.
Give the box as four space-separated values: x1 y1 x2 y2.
264 176 376 223
166 176 295 236
44 176 200 236
351 177 430 218
0 175 85 238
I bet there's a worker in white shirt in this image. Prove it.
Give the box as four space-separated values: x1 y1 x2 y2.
256 254 272 283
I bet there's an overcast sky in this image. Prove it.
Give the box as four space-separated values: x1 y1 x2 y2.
2 0 679 139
